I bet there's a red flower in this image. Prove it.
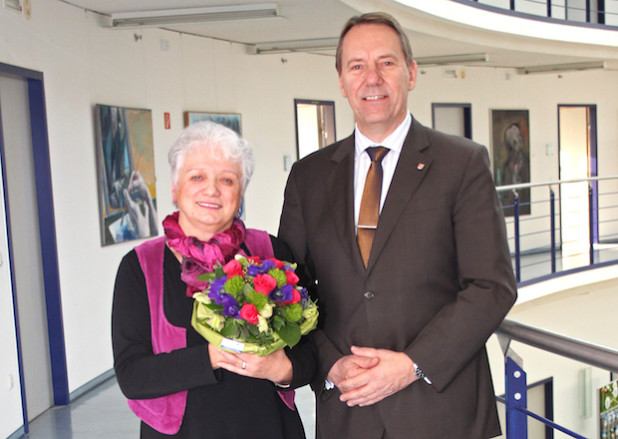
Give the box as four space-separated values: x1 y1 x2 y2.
282 288 302 305
253 274 277 294
285 270 299 286
268 258 285 269
239 303 259 325
223 259 243 277
247 256 262 265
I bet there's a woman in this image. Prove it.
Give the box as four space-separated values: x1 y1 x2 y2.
112 121 315 438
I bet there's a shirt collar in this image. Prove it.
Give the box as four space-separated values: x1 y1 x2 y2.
354 113 411 157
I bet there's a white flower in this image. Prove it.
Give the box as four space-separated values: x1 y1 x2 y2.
207 313 225 331
259 302 274 318
257 315 269 333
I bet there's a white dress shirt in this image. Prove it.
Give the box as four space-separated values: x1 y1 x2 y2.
353 113 412 232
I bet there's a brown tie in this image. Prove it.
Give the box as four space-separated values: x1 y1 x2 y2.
357 146 389 266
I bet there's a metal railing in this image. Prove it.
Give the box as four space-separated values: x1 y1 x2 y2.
497 319 618 438
492 177 618 437
453 0 618 27
496 176 618 285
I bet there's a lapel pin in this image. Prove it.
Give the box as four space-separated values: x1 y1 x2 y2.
417 163 425 171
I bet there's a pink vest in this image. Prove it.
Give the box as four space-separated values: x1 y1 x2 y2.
128 229 276 434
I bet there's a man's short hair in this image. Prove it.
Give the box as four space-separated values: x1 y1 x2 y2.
335 12 414 74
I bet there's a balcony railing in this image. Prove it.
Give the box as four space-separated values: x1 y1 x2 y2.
452 0 618 27
496 176 618 285
494 176 618 438
497 319 618 438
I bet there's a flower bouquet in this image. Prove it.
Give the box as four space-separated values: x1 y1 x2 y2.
191 254 318 357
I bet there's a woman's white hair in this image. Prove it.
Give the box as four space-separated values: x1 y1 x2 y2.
168 121 255 193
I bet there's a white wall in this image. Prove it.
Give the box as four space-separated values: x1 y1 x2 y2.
1 0 618 435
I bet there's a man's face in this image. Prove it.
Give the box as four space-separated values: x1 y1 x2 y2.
338 23 417 142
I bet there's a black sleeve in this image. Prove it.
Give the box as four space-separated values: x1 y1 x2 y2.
111 250 218 399
270 235 317 389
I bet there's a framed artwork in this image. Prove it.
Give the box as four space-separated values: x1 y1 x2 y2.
184 111 242 134
95 104 158 246
491 109 531 216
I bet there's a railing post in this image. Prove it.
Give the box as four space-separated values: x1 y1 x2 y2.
550 188 556 273
589 184 594 265
513 191 521 282
505 356 528 439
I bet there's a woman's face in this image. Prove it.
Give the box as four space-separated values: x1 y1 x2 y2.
173 145 243 241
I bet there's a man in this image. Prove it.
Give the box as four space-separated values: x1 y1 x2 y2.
279 12 517 439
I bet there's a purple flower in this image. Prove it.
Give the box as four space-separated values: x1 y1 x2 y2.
247 259 275 276
300 287 310 305
220 295 240 318
247 264 260 276
260 260 275 272
269 284 294 303
208 276 228 303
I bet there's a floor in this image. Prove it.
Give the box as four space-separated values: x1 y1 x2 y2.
20 377 316 439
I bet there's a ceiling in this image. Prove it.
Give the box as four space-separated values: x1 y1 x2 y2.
57 0 617 73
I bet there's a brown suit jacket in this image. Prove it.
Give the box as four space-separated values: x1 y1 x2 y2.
279 117 517 439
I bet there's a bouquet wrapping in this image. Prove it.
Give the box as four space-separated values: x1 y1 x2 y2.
191 254 318 357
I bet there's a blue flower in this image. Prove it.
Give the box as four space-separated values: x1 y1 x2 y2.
260 260 275 272
220 294 240 318
269 284 294 303
208 276 228 303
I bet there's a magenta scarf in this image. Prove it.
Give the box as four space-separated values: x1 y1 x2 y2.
162 211 245 296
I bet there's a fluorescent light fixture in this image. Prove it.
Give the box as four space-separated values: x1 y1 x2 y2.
109 3 280 28
416 53 489 66
251 38 339 54
517 61 606 75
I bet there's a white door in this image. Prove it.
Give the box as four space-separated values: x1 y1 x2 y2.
0 75 53 421
558 106 590 269
433 106 466 137
0 143 24 438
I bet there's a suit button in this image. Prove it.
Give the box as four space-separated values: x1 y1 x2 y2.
363 291 374 300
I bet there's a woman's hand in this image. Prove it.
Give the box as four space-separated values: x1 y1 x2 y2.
208 344 293 385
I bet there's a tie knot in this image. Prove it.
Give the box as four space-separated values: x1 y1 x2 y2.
366 146 389 163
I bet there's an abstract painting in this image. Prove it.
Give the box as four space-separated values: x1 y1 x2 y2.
95 104 158 245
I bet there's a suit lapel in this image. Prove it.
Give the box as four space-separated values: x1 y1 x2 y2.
366 118 433 273
325 135 364 266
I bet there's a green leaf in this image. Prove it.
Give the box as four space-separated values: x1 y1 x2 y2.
276 322 301 348
196 272 216 282
214 265 225 278
220 320 239 337
205 303 223 312
273 315 285 331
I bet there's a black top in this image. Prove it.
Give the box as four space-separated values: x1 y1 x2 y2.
112 236 316 439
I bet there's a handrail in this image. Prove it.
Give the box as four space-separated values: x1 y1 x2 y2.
497 319 618 373
497 175 618 192
492 175 618 284
452 0 618 29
